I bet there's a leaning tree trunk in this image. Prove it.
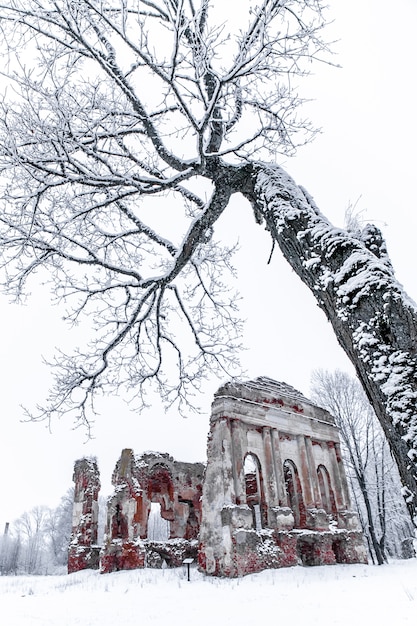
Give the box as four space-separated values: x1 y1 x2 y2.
241 163 417 522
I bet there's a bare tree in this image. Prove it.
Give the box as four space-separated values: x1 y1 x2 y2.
3 491 74 575
0 524 21 575
312 370 416 562
44 488 74 566
14 505 50 573
0 1 416 516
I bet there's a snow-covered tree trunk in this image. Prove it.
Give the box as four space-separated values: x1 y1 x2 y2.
243 163 417 520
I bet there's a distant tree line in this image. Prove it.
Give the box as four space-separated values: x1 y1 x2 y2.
0 489 74 575
0 490 108 576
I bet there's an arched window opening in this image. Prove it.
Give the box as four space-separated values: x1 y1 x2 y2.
244 453 266 530
148 464 174 502
283 460 306 528
147 502 170 541
178 498 200 540
111 503 128 540
146 464 175 538
317 465 337 517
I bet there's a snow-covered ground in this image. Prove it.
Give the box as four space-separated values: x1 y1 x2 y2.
2 560 416 625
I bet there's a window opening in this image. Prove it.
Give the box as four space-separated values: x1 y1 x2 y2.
244 454 265 530
147 502 170 541
317 465 337 516
111 503 128 540
283 460 306 528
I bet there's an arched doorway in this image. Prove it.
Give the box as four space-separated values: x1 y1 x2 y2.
146 464 174 537
317 465 337 516
111 503 129 540
147 502 170 541
244 453 266 530
283 459 306 528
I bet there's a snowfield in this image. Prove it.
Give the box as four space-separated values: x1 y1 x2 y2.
2 559 416 626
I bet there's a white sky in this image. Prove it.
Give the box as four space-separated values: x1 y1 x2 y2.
1 0 417 529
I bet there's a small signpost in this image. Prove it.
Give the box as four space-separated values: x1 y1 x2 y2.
182 558 194 582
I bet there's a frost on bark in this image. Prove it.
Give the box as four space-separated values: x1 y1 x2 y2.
243 163 417 520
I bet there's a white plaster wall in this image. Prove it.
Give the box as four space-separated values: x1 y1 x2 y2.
311 442 328 465
279 437 300 466
246 429 263 456
72 501 83 528
123 500 137 541
200 419 235 571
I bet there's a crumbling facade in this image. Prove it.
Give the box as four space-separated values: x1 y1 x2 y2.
100 450 204 573
199 377 367 576
69 377 367 576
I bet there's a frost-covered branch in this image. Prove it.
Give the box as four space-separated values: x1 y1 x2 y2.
0 2 326 414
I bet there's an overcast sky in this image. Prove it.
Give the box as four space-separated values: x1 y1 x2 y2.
1 0 417 530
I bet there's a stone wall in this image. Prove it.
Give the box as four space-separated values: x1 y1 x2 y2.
68 377 367 576
100 450 204 573
68 457 101 573
198 377 367 576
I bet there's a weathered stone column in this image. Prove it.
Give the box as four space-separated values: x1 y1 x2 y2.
230 418 246 505
327 441 346 509
305 437 321 507
68 457 101 573
218 417 235 503
262 426 279 508
199 413 246 575
334 442 352 509
296 435 314 508
271 429 287 505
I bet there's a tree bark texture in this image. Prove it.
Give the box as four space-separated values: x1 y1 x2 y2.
241 163 417 520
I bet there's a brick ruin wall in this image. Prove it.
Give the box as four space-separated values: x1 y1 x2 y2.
68 377 368 576
100 450 204 573
68 457 101 573
69 450 204 573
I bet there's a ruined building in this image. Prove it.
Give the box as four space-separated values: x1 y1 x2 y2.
68 457 101 573
100 450 204 573
69 377 367 576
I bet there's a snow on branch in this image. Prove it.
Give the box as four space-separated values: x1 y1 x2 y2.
0 0 330 426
